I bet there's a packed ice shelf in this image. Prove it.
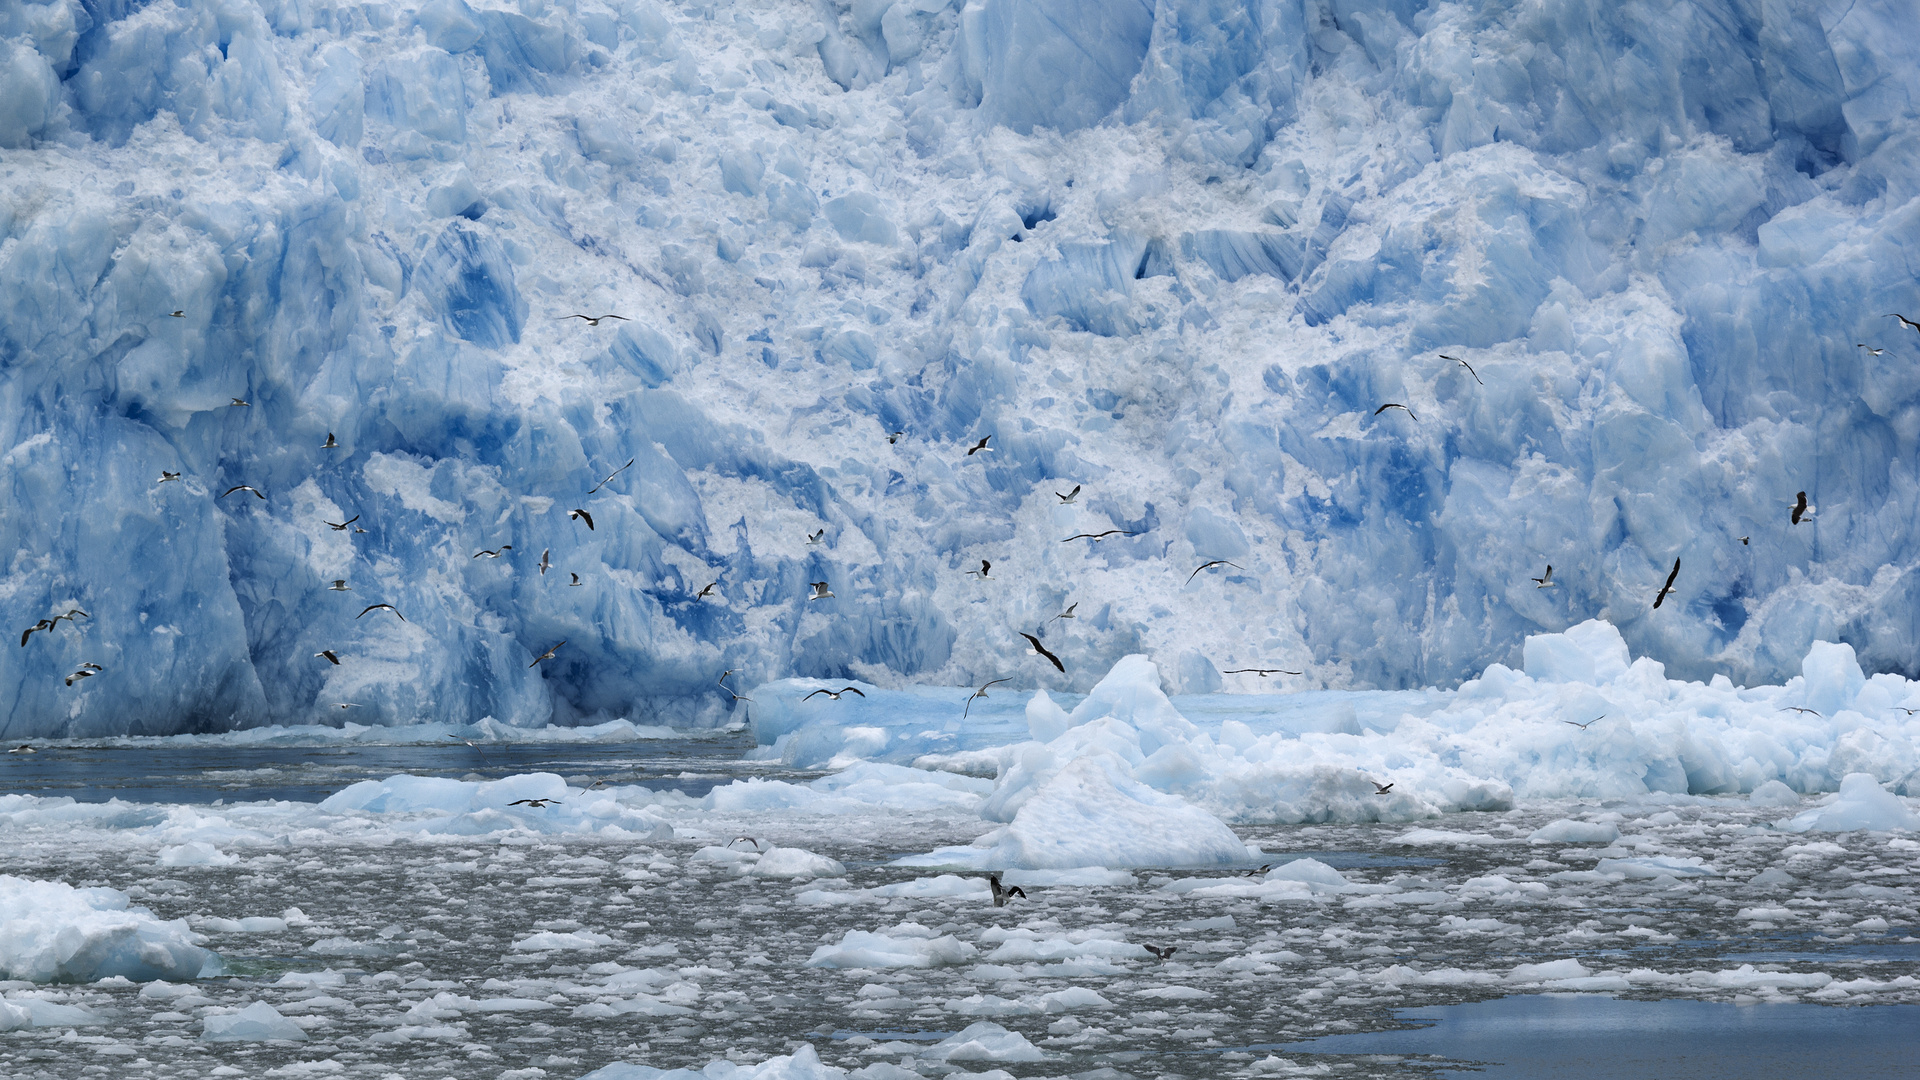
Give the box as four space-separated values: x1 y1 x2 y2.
5 0 1920 735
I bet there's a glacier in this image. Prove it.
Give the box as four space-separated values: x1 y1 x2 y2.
1 0 1919 735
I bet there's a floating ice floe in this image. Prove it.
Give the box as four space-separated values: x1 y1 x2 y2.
806 926 979 969
582 1045 846 1080
201 1001 308 1042
1778 773 1920 833
0 875 222 983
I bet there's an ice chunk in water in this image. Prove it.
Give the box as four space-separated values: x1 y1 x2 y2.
582 1045 847 1080
0 876 221 983
1779 773 1920 833
200 1000 308 1042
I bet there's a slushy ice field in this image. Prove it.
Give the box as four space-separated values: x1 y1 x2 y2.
4 630 1920 1079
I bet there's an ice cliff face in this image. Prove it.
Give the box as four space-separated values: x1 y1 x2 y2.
1 0 1918 735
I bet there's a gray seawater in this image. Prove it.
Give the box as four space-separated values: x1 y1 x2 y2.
1283 994 1920 1078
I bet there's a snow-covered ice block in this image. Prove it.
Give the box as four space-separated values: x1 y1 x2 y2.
511 931 613 952
0 876 222 983
201 1001 308 1042
806 928 978 968
1779 774 1920 833
582 1045 846 1080
1528 819 1621 844
0 995 102 1027
907 751 1246 870
922 1021 1045 1062
748 847 846 880
158 841 239 867
1523 621 1632 685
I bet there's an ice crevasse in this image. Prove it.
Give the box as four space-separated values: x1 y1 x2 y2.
1 0 1919 735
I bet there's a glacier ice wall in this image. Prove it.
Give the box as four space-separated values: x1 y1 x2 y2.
2 0 1919 735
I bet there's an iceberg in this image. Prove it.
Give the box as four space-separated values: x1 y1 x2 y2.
0 0 1918 738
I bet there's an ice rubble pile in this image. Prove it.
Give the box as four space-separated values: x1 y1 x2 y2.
758 623 1920 847
2 0 1919 736
0 875 222 983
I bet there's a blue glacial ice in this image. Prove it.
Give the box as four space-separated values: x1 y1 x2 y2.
1 0 1920 736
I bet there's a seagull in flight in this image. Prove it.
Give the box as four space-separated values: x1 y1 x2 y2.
966 435 993 455
1653 557 1681 609
1050 602 1078 623
887 431 904 444
1791 490 1812 525
807 581 833 600
322 432 338 449
562 314 629 326
718 670 752 702
52 609 88 627
1244 864 1271 878
965 559 991 578
325 515 359 532
568 508 594 531
964 678 1011 718
229 398 251 408
1143 943 1177 961
1371 781 1394 794
588 458 635 495
805 528 825 545
1738 536 1750 546
157 471 181 484
803 686 865 701
508 797 560 808
18 620 53 647
65 665 102 686
315 650 340 665
168 310 185 318
333 703 359 710
1021 632 1065 673
472 545 512 559
696 581 718 599
728 836 763 851
1187 559 1243 584
8 744 35 753
1221 667 1300 677
222 485 266 500
1886 313 1920 335
539 549 552 576
1056 485 1080 504
1564 715 1605 730
1858 344 1886 356
1781 706 1822 717
529 640 564 667
357 604 406 622
328 580 351 592
1439 354 1482 385
986 873 1026 907
569 573 583 586
1532 565 1556 588
1063 530 1137 542
1374 403 1417 420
